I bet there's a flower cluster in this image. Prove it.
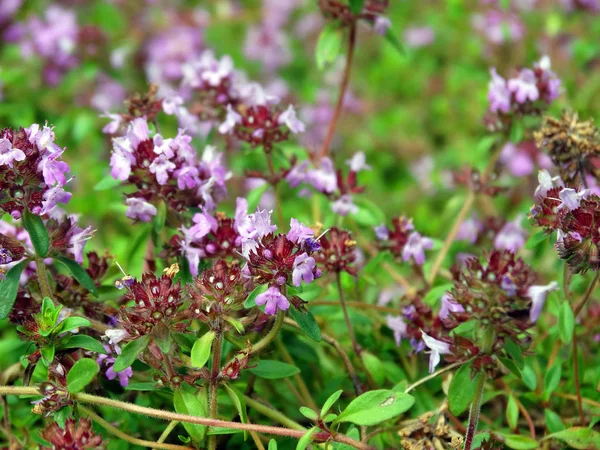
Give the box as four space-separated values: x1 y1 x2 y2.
0 124 71 219
531 169 600 273
40 418 102 450
318 0 392 34
109 118 230 221
487 56 561 118
245 217 321 315
374 216 433 265
313 227 357 275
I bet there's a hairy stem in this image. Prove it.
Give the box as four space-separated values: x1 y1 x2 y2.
34 255 53 300
275 338 318 410
249 310 285 356
336 272 361 356
318 22 357 160
80 406 193 450
208 329 223 450
463 374 485 450
0 386 371 449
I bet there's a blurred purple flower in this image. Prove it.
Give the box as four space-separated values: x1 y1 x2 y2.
386 315 407 346
528 281 559 322
402 232 433 265
331 195 358 216
439 293 465 319
403 26 435 48
287 218 314 244
125 198 157 222
456 215 483 244
494 216 527 252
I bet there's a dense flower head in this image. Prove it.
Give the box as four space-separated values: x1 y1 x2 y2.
109 117 230 221
534 111 600 183
318 0 390 30
314 227 357 275
375 216 433 265
119 272 186 336
40 418 102 450
0 124 71 219
487 57 561 117
444 250 556 336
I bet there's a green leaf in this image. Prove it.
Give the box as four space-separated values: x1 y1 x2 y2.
152 200 167 234
558 301 575 344
502 434 538 449
94 174 122 191
224 384 248 439
299 406 318 421
191 331 216 369
40 344 55 365
321 389 343 417
316 22 343 70
351 197 386 227
0 260 29 319
22 210 50 257
55 316 91 335
67 358 99 393
509 120 525 143
248 360 300 379
506 395 519 430
544 409 565 433
383 28 405 56
545 427 600 449
448 363 478 415
173 384 208 442
334 390 414 426
349 0 364 13
288 308 321 342
268 440 278 450
244 284 268 308
361 352 385 386
525 231 548 250
505 340 524 369
543 364 561 401
521 363 537 391
58 335 107 354
224 316 245 335
113 335 150 373
55 256 99 297
296 427 318 450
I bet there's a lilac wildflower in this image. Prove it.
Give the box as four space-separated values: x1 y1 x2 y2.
255 286 290 315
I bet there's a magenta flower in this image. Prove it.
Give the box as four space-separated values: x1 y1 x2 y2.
439 293 465 320
287 218 314 244
149 155 176 185
386 315 407 346
278 105 305 134
255 286 290 315
494 216 527 252
218 105 242 134
40 185 72 217
488 68 511 114
38 151 70 186
97 345 133 387
125 198 157 222
508 69 539 103
68 223 95 264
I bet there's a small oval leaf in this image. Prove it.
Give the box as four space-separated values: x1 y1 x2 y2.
67 358 99 393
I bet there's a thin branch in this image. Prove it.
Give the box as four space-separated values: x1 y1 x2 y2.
275 337 318 410
404 359 471 394
80 406 193 450
318 22 357 160
157 421 179 444
309 300 399 314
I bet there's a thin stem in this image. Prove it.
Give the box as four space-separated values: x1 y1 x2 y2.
573 272 599 316
427 191 475 285
249 310 285 356
265 151 284 227
34 255 53 300
244 395 306 432
404 359 472 394
555 392 600 409
318 22 357 160
157 421 179 444
275 337 318 410
463 374 485 450
80 406 193 450
572 333 586 426
336 272 361 356
309 300 399 314
284 318 363 395
498 380 535 439
208 329 223 450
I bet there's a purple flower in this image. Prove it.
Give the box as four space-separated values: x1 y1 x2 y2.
110 137 135 181
0 137 25 167
238 208 278 257
494 216 527 252
488 68 511 114
255 286 290 315
287 218 314 243
456 215 483 244
101 112 123 135
127 118 150 148
374 224 390 241
40 185 72 216
292 253 317 286
386 315 407 346
374 17 392 35
68 223 94 264
421 331 452 373
125 198 157 222
402 232 433 265
244 25 292 72
305 158 337 194
149 155 176 185
91 75 126 112
557 188 589 211
26 124 61 154
331 195 358 216
286 161 309 188
278 105 305 133
534 169 563 199
218 105 242 134
473 10 524 45
97 345 133 387
188 212 218 239
346 152 371 172
38 150 70 186
527 281 559 322
403 26 435 48
439 293 465 319
508 69 539 103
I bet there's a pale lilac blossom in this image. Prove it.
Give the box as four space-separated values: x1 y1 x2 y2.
292 253 317 286
421 331 452 373
125 198 157 222
528 281 559 322
402 232 433 265
386 315 407 346
255 286 290 315
494 216 527 252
